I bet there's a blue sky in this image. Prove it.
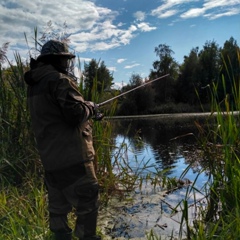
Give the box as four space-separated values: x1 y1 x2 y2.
0 0 239 88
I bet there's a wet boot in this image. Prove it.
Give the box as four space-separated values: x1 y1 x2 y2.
75 209 101 240
54 231 72 240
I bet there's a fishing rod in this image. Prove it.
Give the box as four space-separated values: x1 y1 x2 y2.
97 73 169 107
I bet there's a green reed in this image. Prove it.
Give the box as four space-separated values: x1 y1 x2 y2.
175 50 240 239
0 53 48 237
2 37 238 239
0 53 37 185
0 43 139 239
0 176 50 239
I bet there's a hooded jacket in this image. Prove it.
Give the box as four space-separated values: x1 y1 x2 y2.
24 62 95 172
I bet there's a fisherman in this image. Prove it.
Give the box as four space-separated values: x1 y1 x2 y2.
24 39 103 240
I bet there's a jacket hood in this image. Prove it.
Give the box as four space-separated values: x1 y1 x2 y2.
24 60 59 86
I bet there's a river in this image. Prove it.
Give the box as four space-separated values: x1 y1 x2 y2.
99 114 211 239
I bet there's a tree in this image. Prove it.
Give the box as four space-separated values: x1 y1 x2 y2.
197 40 220 103
83 59 114 100
176 47 199 104
177 41 220 105
129 73 143 86
149 44 179 104
218 37 240 106
117 74 154 115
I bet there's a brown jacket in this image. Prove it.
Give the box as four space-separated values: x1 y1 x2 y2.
24 63 95 172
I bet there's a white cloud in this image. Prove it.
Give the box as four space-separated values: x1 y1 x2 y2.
204 8 240 20
133 11 146 21
107 66 116 72
117 58 127 63
117 25 138 45
151 0 197 18
137 22 157 32
91 41 120 51
124 63 140 69
159 9 179 18
1 0 239 68
112 81 126 90
73 42 90 52
0 0 141 59
79 57 92 63
181 8 206 19
152 0 240 20
1 1 102 41
203 0 239 10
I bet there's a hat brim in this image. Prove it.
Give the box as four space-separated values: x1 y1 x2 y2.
37 52 76 60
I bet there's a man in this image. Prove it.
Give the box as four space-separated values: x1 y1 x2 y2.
24 40 102 240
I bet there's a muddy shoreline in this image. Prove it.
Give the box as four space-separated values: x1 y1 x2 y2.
98 111 238 239
98 181 205 239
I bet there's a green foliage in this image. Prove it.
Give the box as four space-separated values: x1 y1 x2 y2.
0 53 37 185
117 38 239 116
1 26 240 239
151 43 177 76
217 37 240 105
149 44 179 104
177 48 240 239
0 179 50 239
176 47 200 104
83 59 114 100
176 40 221 105
117 74 155 115
0 32 133 239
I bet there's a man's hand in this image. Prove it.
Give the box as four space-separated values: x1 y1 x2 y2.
85 101 104 121
93 110 104 121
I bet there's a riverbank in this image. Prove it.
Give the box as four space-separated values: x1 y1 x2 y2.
98 112 233 239
98 180 206 239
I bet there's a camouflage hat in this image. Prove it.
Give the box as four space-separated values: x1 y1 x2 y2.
37 40 75 60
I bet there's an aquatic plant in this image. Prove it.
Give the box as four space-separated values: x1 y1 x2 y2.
176 48 240 239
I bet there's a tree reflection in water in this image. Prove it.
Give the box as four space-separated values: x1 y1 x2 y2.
110 117 207 186
106 117 209 239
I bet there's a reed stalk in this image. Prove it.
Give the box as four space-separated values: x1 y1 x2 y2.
176 49 240 239
0 42 121 238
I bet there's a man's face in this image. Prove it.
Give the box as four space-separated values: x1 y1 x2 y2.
58 56 75 76
59 56 69 70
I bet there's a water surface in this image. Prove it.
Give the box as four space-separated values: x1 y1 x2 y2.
105 116 209 239
111 116 208 183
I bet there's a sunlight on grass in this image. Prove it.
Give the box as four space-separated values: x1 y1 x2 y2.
0 34 239 239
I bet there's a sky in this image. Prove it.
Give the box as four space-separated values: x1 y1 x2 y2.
1 0 240 88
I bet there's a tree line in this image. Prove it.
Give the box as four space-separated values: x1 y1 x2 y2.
0 35 239 116
83 37 239 115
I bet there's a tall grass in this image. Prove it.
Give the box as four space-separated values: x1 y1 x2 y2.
0 53 38 185
1 38 239 239
0 43 136 239
0 179 50 240
77 58 129 202
175 49 240 239
0 51 51 239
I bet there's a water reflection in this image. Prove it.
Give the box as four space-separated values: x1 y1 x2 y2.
110 117 207 186
107 117 208 239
